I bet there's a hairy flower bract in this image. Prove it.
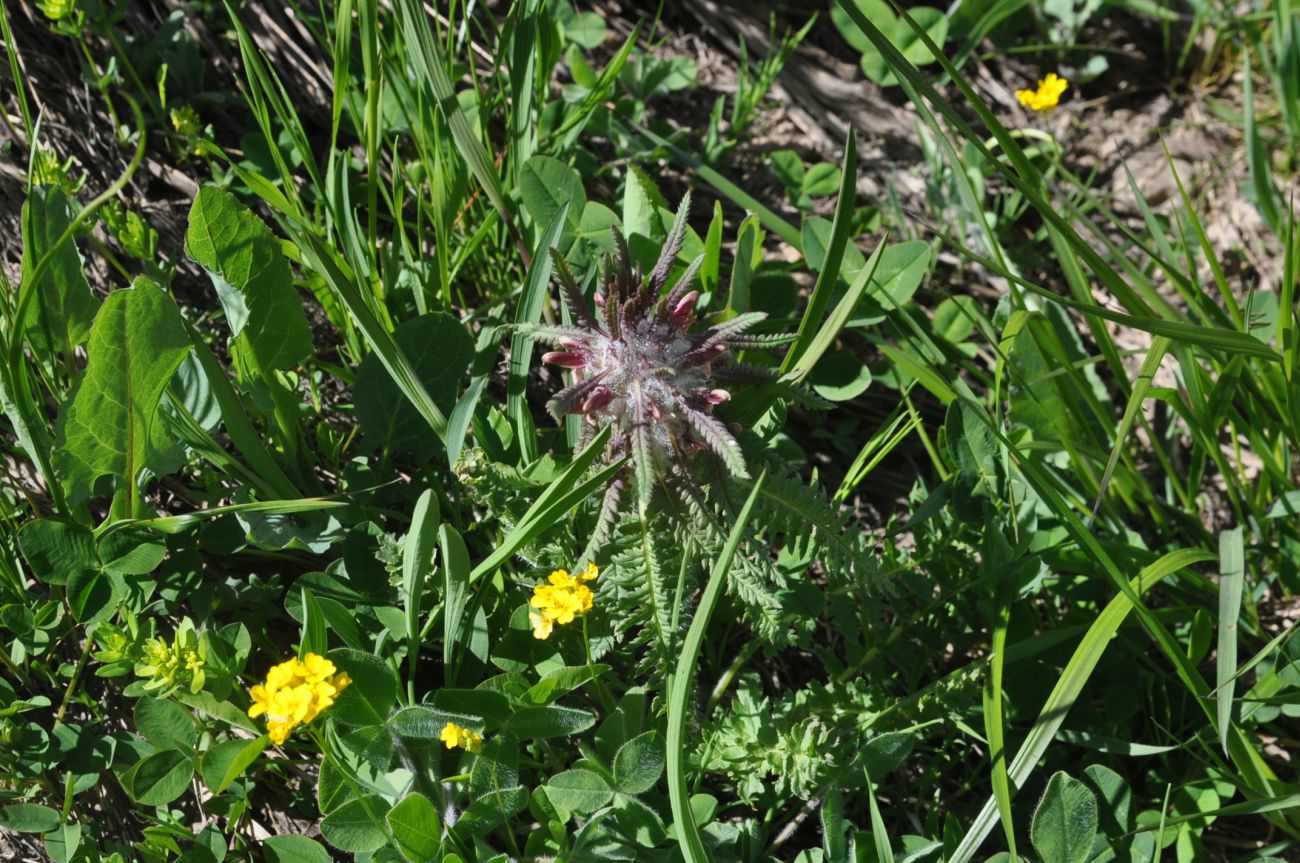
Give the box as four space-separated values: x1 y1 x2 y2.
525 194 794 526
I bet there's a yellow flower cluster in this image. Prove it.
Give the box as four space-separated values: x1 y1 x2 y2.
529 563 597 639
170 106 202 138
440 722 483 753
1016 73 1068 111
248 653 351 745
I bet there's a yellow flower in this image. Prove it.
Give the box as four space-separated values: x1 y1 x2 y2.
1016 73 1068 112
247 652 351 745
440 722 483 753
530 611 555 640
528 565 597 639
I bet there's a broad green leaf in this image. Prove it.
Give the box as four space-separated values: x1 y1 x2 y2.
862 731 915 780
389 705 483 740
0 803 61 833
809 350 872 401
66 563 121 624
559 7 607 48
201 736 269 794
432 689 513 727
17 518 97 586
135 699 197 750
613 731 664 795
185 187 312 372
262 835 333 863
576 202 620 255
299 587 328 659
320 795 390 853
622 164 667 246
53 279 190 508
868 241 931 309
505 704 596 739
129 749 194 806
387 792 441 862
43 822 81 863
525 664 610 704
20 186 97 356
1030 772 1098 863
453 786 529 839
354 312 473 454
1082 765 1133 834
340 725 395 773
328 649 398 727
546 770 613 814
97 533 166 576
521 156 585 238
830 0 892 53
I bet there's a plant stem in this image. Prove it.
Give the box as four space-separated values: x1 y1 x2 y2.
53 637 93 727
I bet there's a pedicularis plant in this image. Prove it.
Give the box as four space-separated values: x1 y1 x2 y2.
4 0 1300 861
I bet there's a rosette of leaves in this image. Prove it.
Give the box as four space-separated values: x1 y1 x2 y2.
525 194 794 527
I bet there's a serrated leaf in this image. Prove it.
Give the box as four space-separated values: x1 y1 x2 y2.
53 279 191 507
185 187 312 371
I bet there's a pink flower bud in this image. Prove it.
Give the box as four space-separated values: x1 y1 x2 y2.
671 291 700 319
542 351 586 368
706 389 730 404
559 337 583 350
579 389 615 413
593 292 606 308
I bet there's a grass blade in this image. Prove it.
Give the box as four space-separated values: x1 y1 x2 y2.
783 129 857 372
948 548 1212 863
1217 526 1245 755
667 471 766 863
509 204 569 463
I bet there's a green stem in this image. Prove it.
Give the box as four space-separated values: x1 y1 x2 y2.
53 638 93 727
